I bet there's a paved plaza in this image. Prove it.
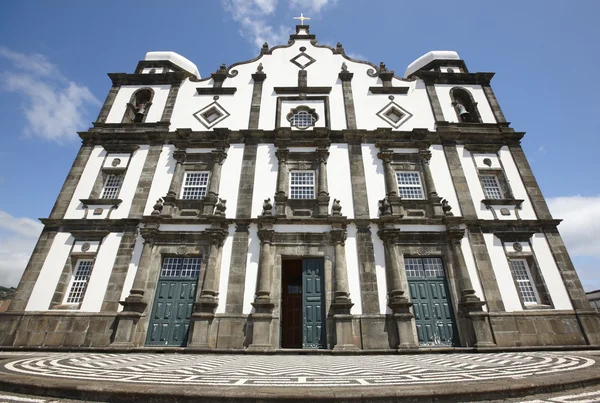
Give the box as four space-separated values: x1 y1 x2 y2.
0 351 598 401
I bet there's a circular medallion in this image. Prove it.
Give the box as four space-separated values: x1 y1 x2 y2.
483 158 492 167
213 95 219 101
513 243 523 252
388 95 395 100
81 242 91 252
177 245 186 256
417 246 430 256
299 46 306 52
111 158 121 167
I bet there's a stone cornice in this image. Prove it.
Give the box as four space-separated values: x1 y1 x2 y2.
108 72 187 86
38 218 141 232
274 87 332 94
196 87 237 95
368 87 409 95
414 71 495 86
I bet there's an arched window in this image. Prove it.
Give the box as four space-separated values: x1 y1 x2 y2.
450 87 481 123
122 88 154 123
286 106 318 130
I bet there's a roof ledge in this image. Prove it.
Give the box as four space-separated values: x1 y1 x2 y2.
405 51 460 78
144 51 200 79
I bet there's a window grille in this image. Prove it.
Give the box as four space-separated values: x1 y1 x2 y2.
481 175 503 199
65 260 93 304
509 259 539 304
181 172 209 200
160 257 201 278
101 174 123 199
290 171 315 199
290 111 316 129
405 257 445 278
396 172 425 199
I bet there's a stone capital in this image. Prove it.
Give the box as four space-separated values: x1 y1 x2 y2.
257 228 275 244
329 228 347 245
316 148 330 163
206 228 227 247
275 148 289 163
377 148 394 162
173 149 187 164
418 149 432 164
447 227 465 245
211 148 228 164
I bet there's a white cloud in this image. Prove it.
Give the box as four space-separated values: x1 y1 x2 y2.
289 0 337 13
548 195 600 291
0 211 43 288
0 47 99 143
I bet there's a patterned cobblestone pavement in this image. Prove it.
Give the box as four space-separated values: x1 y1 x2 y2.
0 352 595 387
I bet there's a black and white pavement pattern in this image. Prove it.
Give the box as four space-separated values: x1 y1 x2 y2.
0 352 595 387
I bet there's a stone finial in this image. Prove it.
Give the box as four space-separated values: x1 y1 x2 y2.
341 62 348 71
332 199 342 216
262 198 273 216
336 42 343 49
257 63 263 72
152 198 163 216
215 198 227 216
379 198 391 216
218 63 227 73
261 42 269 53
442 199 453 216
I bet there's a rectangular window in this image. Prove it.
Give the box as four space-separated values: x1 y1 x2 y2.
160 257 201 278
181 171 209 200
480 174 503 199
509 259 540 305
405 257 445 278
290 171 315 199
396 172 425 199
101 174 123 199
65 259 94 304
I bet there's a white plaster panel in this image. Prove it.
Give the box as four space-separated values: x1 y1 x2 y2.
503 242 531 253
488 205 519 220
430 145 462 216
102 153 131 169
472 153 500 169
370 224 388 315
288 147 317 153
499 147 537 219
391 148 420 154
435 84 496 124
144 145 175 216
243 224 260 314
440 66 462 73
462 231 486 310
64 146 106 219
186 148 213 153
361 144 386 219
216 224 236 314
483 233 522 312
142 67 165 74
25 233 74 311
280 100 326 129
273 225 330 233
530 234 572 310
392 225 447 232
218 144 244 218
327 144 354 219
457 145 492 220
72 241 100 254
345 224 362 315
111 146 148 219
251 144 278 218
158 224 209 232
80 232 122 312
118 231 143 310
106 85 171 124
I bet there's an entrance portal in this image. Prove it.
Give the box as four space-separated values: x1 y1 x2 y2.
281 258 325 349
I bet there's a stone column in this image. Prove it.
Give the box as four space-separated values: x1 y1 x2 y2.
378 226 418 349
248 221 275 351
161 149 187 217
274 148 289 217
447 226 496 348
419 149 444 217
316 147 330 217
377 148 403 217
202 148 227 216
188 228 227 349
112 223 159 347
330 223 359 350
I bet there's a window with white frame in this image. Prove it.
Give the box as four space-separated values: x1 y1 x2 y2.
405 257 445 278
290 171 315 199
396 172 425 199
65 259 94 304
181 171 209 200
160 257 202 278
480 174 503 199
101 174 123 199
509 259 540 305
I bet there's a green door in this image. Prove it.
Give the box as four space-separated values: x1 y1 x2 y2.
146 257 201 346
406 257 458 346
302 258 325 348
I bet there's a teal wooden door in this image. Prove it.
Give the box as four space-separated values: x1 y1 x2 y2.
406 257 457 347
146 257 201 346
302 258 325 348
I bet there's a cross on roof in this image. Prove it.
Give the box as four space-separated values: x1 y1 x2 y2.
293 13 311 25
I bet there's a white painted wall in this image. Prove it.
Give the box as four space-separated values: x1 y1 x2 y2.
26 233 74 311
435 84 496 124
144 145 176 215
243 224 260 314
111 146 148 219
118 231 144 310
216 224 236 314
430 144 462 216
361 144 386 219
218 144 244 218
273 224 330 233
251 144 278 218
456 145 491 220
65 146 106 219
498 147 537 219
80 232 122 312
483 233 522 312
345 224 362 315
106 85 171 124
462 231 486 310
370 224 388 314
530 234 572 310
327 144 354 219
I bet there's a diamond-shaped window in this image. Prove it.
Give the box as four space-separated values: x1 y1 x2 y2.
376 102 412 129
290 52 316 69
193 101 230 129
203 107 222 123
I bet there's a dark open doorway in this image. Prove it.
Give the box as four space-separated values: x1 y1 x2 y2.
281 259 303 348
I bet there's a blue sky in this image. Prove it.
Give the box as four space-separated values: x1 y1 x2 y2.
0 0 599 291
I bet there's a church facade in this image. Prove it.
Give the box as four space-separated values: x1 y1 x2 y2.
2 26 599 351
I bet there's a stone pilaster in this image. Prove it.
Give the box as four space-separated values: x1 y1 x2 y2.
482 84 506 124
248 221 276 351
377 148 403 217
160 83 180 122
467 227 505 312
225 223 250 313
338 66 357 129
249 68 266 129
419 149 444 217
129 145 163 218
96 84 120 123
355 224 379 314
274 148 289 217
345 137 370 219
161 149 186 217
424 82 445 122
378 225 418 349
236 143 258 219
508 145 552 220
316 147 330 218
202 149 227 216
443 144 477 219
329 221 359 351
101 228 139 312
